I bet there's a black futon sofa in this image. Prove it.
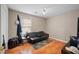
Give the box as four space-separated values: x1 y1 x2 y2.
26 31 49 44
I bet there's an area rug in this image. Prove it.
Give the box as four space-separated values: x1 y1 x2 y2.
32 40 53 49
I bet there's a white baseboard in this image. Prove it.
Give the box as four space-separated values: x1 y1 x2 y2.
49 37 68 43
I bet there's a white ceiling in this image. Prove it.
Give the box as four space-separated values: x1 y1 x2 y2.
8 4 79 18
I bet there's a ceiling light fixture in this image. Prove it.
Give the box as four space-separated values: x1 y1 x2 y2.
42 8 47 15
34 8 47 15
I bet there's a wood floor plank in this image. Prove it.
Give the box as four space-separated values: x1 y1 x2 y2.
5 38 65 54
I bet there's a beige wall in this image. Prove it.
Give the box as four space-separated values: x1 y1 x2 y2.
8 9 46 39
8 8 79 42
46 10 79 42
31 16 46 32
0 5 8 48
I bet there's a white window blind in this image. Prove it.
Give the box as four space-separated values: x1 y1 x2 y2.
21 17 32 35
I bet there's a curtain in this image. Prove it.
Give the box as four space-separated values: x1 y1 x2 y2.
17 15 23 44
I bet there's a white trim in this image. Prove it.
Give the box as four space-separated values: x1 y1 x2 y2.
49 37 68 43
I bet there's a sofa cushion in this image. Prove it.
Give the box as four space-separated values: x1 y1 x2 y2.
30 37 39 40
37 31 44 37
65 46 79 54
37 34 42 37
28 32 37 38
70 36 79 47
77 38 79 49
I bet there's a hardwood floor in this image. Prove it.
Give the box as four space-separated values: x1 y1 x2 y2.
5 38 65 54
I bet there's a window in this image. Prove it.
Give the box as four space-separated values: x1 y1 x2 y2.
21 17 32 36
